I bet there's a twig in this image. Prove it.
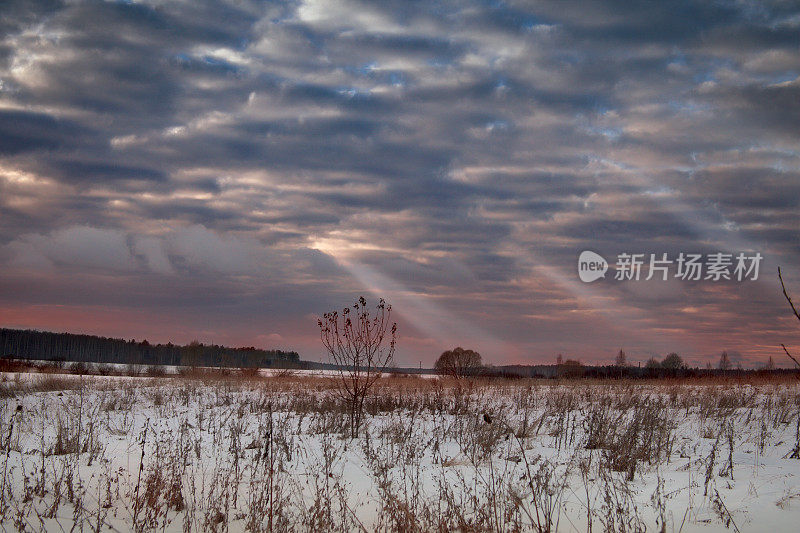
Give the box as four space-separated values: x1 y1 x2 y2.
781 344 800 370
1 411 16 513
778 267 800 323
132 418 149 529
778 268 800 370
712 489 740 533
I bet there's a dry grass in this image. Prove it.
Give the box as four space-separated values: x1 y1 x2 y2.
0 372 797 531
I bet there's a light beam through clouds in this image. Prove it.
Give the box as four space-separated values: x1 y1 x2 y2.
311 237 514 363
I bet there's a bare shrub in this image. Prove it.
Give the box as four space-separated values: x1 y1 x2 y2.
318 296 396 438
145 365 166 377
239 366 261 379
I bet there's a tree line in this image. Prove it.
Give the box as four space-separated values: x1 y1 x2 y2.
0 328 300 369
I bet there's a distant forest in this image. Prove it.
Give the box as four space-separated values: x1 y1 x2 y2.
0 328 300 368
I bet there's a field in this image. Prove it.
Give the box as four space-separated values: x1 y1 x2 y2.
1 371 799 532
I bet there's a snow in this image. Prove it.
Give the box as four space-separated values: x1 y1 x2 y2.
1 373 798 531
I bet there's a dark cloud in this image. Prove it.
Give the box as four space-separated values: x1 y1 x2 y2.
1 0 799 365
0 109 93 155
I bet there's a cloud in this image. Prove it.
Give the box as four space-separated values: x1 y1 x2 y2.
166 224 274 275
1 0 799 365
132 235 173 275
1 223 322 277
4 226 135 272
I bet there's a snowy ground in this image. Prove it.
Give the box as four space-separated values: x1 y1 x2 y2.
1 372 799 532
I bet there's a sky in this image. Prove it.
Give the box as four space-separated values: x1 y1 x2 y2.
1 0 799 368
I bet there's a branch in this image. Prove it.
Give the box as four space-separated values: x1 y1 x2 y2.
781 344 800 370
778 268 800 371
778 267 800 323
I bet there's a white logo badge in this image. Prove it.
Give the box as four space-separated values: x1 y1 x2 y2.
578 251 608 282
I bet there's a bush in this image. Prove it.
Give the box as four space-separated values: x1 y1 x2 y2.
435 347 483 378
145 365 166 377
70 362 89 375
661 353 686 370
239 367 261 378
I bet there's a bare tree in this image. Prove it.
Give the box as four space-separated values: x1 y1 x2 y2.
318 296 396 438
645 357 660 369
561 359 585 378
718 351 732 371
434 347 482 378
615 349 627 367
778 267 800 369
182 340 203 368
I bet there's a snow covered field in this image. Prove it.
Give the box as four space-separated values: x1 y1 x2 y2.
1 372 799 532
